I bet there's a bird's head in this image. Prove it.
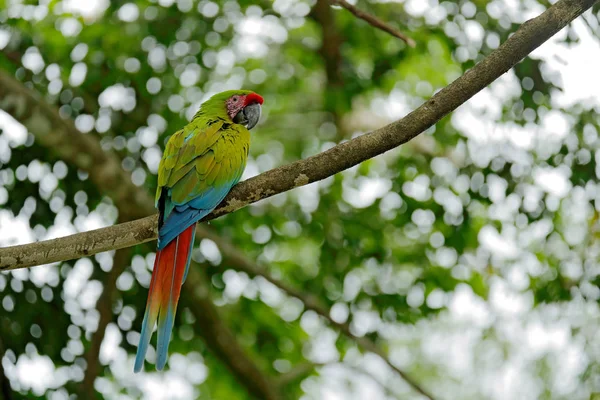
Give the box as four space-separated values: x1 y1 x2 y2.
205 89 264 130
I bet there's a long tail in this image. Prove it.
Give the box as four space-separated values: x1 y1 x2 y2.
134 224 196 372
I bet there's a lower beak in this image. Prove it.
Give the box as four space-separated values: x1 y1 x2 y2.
233 103 261 130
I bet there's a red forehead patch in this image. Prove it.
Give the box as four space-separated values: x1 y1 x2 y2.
244 93 264 106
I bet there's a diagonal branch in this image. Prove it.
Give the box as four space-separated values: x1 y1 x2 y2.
0 1 597 397
0 216 158 270
0 36 284 400
329 0 416 47
0 211 434 396
2 0 597 271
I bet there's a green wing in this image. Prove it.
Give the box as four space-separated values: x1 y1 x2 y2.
156 119 249 223
156 120 223 203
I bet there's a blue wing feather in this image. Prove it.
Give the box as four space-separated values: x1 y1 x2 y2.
157 181 237 249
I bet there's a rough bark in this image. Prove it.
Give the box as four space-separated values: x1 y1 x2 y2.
0 40 286 400
2 0 597 271
0 1 597 398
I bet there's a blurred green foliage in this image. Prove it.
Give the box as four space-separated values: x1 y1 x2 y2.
1 0 600 399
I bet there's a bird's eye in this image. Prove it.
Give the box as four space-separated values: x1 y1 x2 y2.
232 96 238 102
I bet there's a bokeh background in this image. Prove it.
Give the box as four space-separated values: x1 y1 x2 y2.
1 0 600 399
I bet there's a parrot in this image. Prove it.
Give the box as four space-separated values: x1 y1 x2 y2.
134 89 264 372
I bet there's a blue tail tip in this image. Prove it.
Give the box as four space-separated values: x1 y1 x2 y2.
156 353 168 371
134 357 144 373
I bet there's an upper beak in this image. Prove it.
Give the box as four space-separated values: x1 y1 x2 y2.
233 102 261 130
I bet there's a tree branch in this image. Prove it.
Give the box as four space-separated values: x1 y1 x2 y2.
0 1 597 397
183 267 282 400
0 211 435 396
2 0 597 271
330 0 416 47
0 216 157 271
0 32 284 400
81 248 131 398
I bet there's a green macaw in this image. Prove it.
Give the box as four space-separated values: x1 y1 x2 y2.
134 90 264 372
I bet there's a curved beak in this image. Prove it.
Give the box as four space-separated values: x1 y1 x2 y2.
233 102 261 130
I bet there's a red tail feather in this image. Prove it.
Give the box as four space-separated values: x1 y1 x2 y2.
134 224 196 372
